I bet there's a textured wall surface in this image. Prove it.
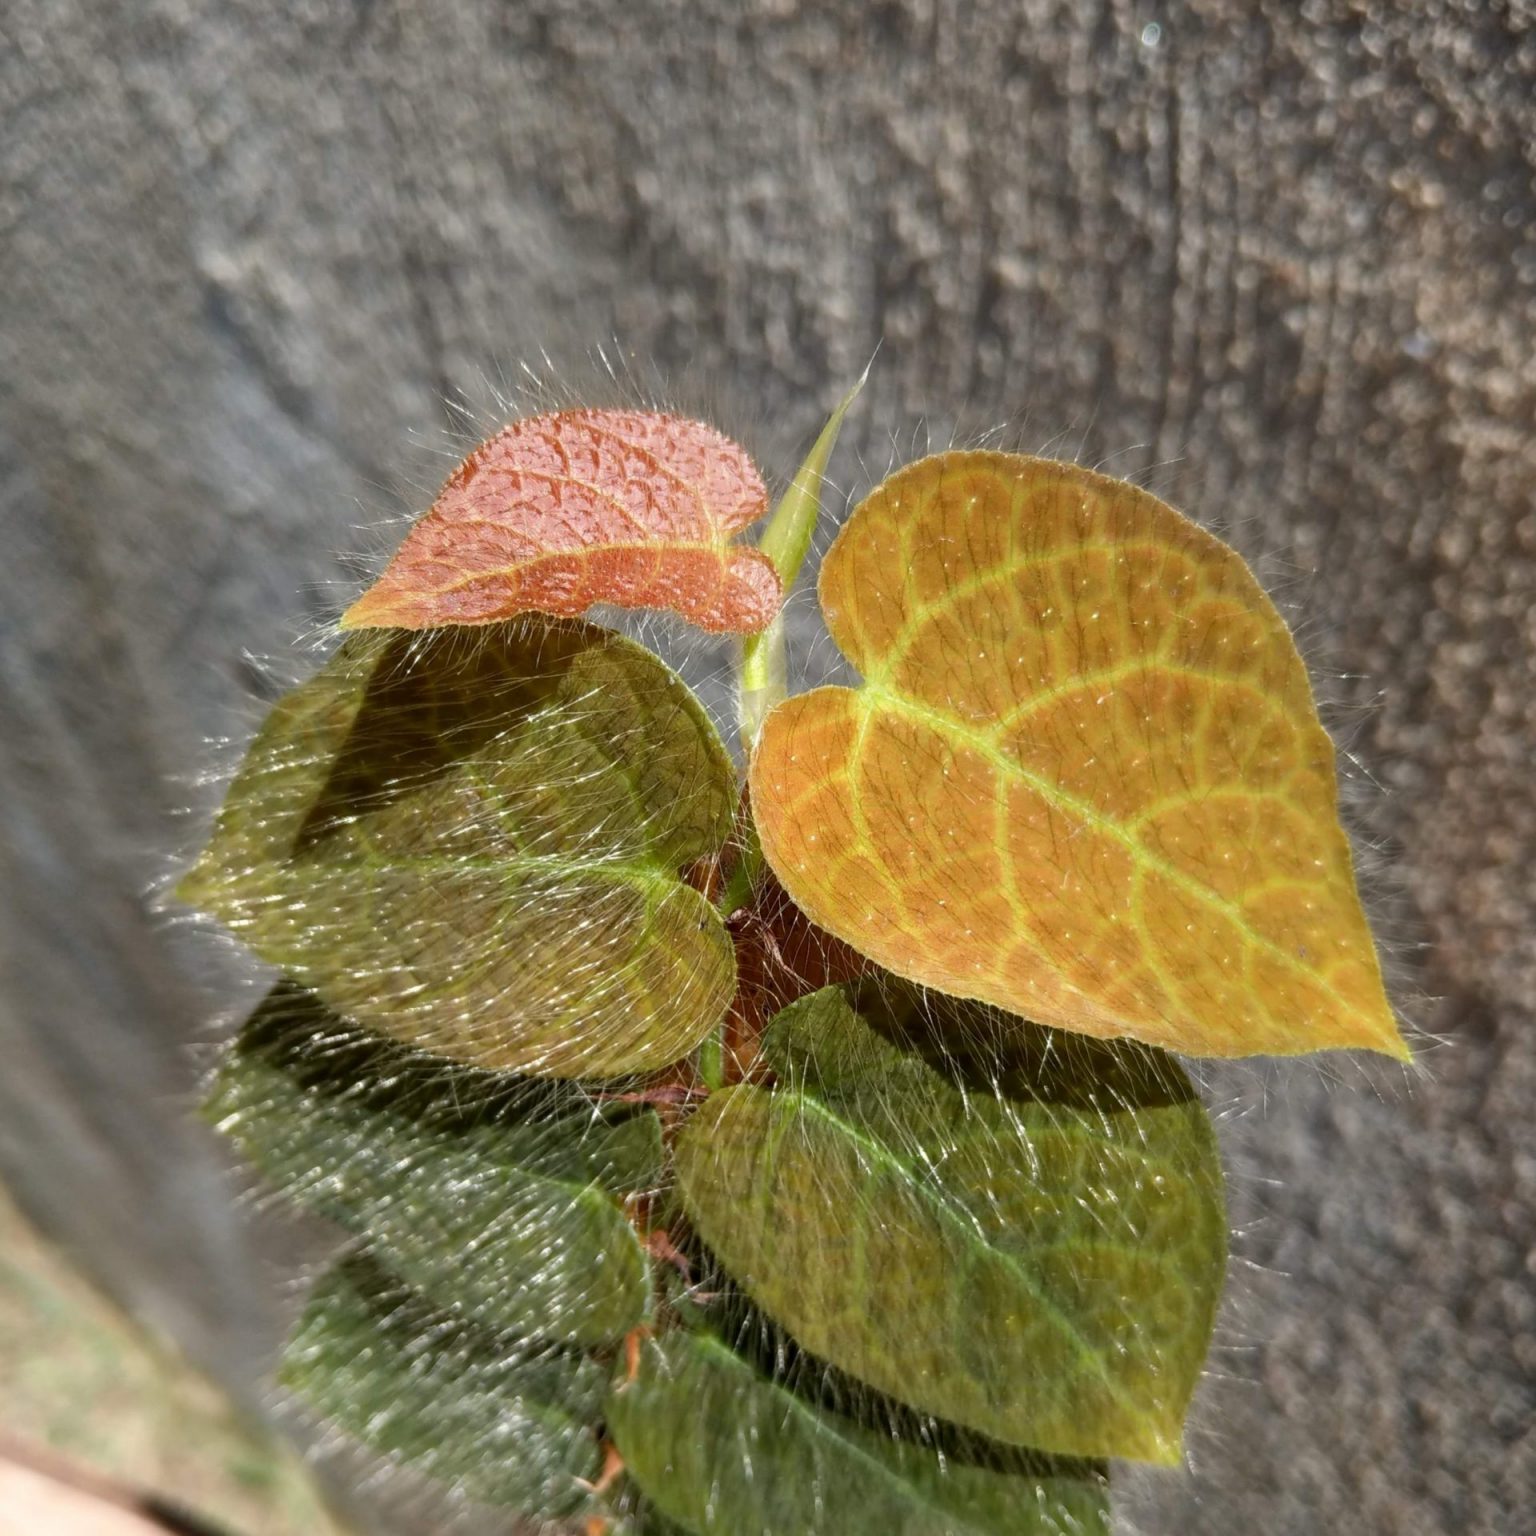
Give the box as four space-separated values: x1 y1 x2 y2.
2 2 1532 1532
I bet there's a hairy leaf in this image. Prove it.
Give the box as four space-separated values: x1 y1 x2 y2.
208 982 661 1345
675 983 1227 1463
612 1510 693 1536
281 1253 606 1516
608 1330 1110 1535
751 453 1406 1059
178 620 737 1078
341 409 780 634
740 372 867 748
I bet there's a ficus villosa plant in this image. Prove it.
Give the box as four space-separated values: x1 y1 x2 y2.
179 377 1408 1536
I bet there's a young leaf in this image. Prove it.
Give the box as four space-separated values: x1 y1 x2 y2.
178 620 737 1078
607 1330 1109 1536
281 1252 606 1517
740 371 867 751
341 409 780 634
750 453 1407 1060
674 983 1226 1464
208 982 661 1346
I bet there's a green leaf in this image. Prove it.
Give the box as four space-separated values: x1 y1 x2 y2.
607 1330 1109 1536
281 1252 607 1516
208 981 660 1346
674 983 1226 1463
179 619 737 1079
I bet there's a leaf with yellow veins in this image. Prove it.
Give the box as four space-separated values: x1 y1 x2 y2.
341 409 781 634
750 453 1407 1060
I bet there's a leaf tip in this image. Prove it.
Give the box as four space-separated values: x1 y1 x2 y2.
336 585 398 632
1318 969 1412 1062
1367 1019 1415 1064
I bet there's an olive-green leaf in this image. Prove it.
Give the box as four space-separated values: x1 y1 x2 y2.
281 1252 606 1516
674 984 1226 1464
208 981 661 1346
178 619 737 1078
607 1330 1109 1536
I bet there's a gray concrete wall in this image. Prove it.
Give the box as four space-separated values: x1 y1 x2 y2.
2 2 1532 1531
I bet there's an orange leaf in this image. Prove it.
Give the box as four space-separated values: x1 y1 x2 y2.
750 453 1408 1060
342 410 780 634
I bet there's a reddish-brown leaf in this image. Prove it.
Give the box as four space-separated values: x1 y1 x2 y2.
342 410 780 634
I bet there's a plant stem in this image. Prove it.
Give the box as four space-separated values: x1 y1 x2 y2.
737 369 868 756
709 374 866 1093
717 847 757 918
697 1028 725 1093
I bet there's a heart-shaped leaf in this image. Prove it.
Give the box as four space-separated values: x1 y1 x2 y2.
341 410 780 634
608 1330 1109 1535
674 983 1226 1463
281 1252 607 1516
178 620 736 1078
751 453 1406 1059
208 982 662 1345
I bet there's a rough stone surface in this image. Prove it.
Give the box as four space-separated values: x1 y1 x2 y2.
2 2 1532 1532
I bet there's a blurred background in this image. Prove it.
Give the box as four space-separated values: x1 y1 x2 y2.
1 2 1532 1532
